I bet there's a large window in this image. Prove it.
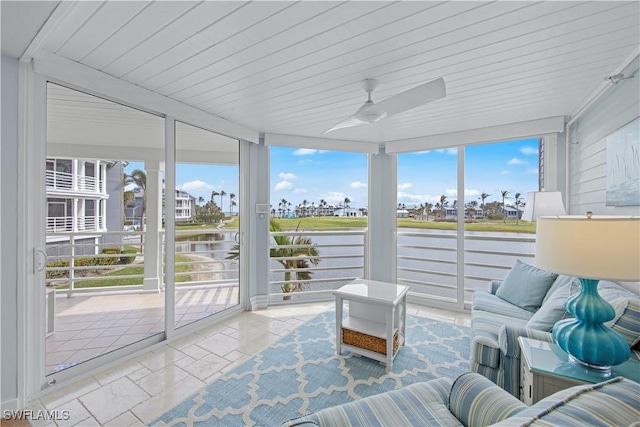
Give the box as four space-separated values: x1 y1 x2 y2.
396 140 539 307
268 146 368 302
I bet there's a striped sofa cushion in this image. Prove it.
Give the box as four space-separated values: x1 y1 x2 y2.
282 377 463 427
448 372 526 427
471 310 528 368
490 377 640 427
611 297 640 347
472 290 534 321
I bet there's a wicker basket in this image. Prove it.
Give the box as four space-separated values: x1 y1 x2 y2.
342 328 399 355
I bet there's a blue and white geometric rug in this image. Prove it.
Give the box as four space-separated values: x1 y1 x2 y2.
150 309 470 426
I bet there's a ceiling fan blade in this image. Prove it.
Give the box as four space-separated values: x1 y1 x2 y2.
323 115 366 134
375 77 446 117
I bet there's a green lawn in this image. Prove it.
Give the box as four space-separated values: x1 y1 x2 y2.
176 216 536 233
60 255 193 289
176 216 536 234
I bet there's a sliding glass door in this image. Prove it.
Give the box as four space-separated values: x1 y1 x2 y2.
173 122 240 328
36 83 244 392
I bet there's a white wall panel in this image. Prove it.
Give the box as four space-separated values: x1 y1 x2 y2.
568 55 639 215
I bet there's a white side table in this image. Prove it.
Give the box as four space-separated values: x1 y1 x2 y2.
335 279 409 370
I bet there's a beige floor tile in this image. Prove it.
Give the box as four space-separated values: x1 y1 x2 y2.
50 399 91 427
92 359 146 386
135 365 190 396
180 353 230 382
136 347 187 372
79 377 149 425
40 377 102 411
196 333 239 357
103 412 142 427
130 376 206 424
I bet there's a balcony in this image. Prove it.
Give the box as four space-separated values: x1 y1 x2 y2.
46 169 105 194
46 215 105 233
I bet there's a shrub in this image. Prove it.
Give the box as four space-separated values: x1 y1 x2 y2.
120 247 137 264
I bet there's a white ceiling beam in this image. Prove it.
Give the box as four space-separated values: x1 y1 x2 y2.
385 116 566 154
32 50 260 143
264 133 379 154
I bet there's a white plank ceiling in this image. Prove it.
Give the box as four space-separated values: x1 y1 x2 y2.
8 1 640 144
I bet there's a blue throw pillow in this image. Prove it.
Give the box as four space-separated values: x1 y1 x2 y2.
526 278 579 331
495 259 558 312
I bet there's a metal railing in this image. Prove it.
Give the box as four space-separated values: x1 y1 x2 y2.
169 229 239 289
45 230 146 296
397 230 535 304
46 215 104 232
268 229 366 303
44 228 535 307
46 169 104 193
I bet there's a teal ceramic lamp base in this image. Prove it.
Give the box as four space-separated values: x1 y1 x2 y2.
552 278 630 372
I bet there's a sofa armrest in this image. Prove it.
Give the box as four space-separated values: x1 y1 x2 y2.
490 280 503 295
499 325 553 358
449 372 526 427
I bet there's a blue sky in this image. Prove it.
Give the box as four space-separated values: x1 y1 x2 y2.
126 138 540 210
271 138 540 209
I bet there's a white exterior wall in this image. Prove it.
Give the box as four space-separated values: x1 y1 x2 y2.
568 56 640 216
1 55 20 411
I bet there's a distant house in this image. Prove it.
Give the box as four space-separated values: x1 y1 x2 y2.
334 207 362 217
396 209 410 218
125 188 196 224
46 158 123 256
502 205 522 219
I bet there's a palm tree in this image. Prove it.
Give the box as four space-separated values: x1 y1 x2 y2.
343 197 351 216
226 218 320 300
500 190 510 223
439 195 448 220
425 202 433 220
229 193 236 214
479 192 490 221
301 199 308 217
514 192 522 225
219 190 226 215
125 169 147 248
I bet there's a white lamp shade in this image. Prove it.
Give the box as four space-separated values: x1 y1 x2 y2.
536 216 640 281
521 191 566 222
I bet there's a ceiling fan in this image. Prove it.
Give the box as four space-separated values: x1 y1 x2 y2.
324 77 446 133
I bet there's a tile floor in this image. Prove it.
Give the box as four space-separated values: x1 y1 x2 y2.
10 302 470 427
46 285 239 374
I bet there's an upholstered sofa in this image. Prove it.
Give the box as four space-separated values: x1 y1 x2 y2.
282 372 640 426
470 259 640 397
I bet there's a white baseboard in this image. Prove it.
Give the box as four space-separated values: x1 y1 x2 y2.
2 398 19 413
249 294 268 310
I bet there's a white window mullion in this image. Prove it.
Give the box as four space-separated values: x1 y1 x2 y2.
164 117 176 339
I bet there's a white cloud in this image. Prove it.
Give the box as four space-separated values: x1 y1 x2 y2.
178 180 213 192
274 180 293 191
435 148 458 155
465 189 480 197
520 146 538 155
397 192 441 204
279 172 297 180
293 187 307 193
507 157 527 165
293 148 327 156
397 182 412 191
319 191 346 204
351 181 367 189
445 188 457 197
